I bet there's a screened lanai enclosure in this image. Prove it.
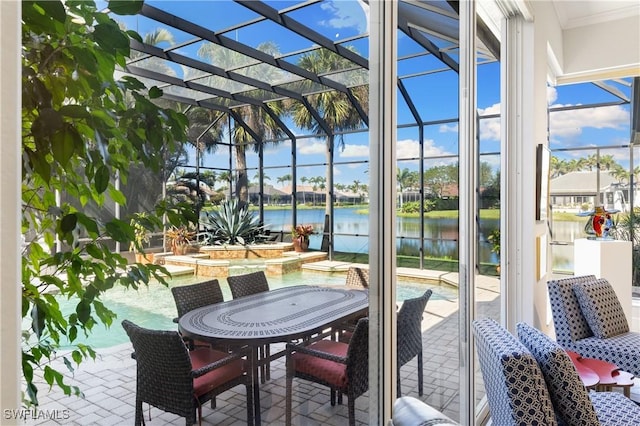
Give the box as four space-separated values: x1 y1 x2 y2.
107 1 640 277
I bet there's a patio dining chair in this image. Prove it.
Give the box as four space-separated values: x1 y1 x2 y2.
227 270 270 299
345 266 369 288
335 267 369 341
227 271 272 383
397 289 432 397
171 279 225 350
286 318 369 426
122 319 253 426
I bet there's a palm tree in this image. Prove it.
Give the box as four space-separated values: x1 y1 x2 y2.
289 47 368 217
194 41 287 205
610 164 630 184
300 176 308 204
397 167 412 208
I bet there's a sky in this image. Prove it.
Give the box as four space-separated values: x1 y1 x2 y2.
110 0 634 188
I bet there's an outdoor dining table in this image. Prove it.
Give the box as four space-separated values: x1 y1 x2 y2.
178 284 369 425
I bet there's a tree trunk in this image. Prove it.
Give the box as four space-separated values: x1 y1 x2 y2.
235 143 248 205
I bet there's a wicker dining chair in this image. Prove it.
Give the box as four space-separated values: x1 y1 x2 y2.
345 266 369 288
227 270 270 299
171 279 224 320
334 267 369 342
397 289 432 396
121 320 253 426
286 318 369 426
171 279 225 350
227 271 271 383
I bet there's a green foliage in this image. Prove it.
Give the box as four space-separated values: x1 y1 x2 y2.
201 199 268 245
400 200 436 214
611 209 640 285
487 229 501 256
21 0 190 406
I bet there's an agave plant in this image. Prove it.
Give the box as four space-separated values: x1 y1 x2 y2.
201 199 268 245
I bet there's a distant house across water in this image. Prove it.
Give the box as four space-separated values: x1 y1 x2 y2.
550 171 637 212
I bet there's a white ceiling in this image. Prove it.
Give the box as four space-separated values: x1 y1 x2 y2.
553 0 640 29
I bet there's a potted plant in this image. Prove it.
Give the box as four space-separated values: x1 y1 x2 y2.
291 224 314 252
166 226 196 255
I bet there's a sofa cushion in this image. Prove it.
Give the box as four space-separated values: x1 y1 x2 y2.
572 279 629 339
516 322 599 426
547 277 596 345
589 391 640 425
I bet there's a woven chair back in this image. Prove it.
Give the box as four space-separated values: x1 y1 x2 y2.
227 271 270 299
397 290 432 367
121 320 194 417
345 267 369 288
171 279 224 319
346 318 369 398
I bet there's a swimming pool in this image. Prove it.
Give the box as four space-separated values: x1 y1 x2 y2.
56 271 457 349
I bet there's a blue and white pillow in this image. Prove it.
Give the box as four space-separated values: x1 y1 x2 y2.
517 322 599 426
572 279 629 339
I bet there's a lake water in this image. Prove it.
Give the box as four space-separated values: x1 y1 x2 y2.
263 207 590 270
262 207 500 264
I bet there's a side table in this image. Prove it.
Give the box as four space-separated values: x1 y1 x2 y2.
567 351 635 398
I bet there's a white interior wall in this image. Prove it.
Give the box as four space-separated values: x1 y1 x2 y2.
560 15 640 84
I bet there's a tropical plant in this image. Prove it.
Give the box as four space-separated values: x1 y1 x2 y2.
201 199 267 245
611 209 640 285
165 226 197 255
487 228 501 256
290 47 368 217
291 224 314 241
21 0 192 406
129 212 160 253
195 42 287 204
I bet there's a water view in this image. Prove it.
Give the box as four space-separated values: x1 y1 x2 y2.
264 207 588 271
263 207 501 264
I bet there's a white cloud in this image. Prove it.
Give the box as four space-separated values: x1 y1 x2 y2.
319 0 368 34
340 144 369 158
397 138 452 160
298 138 326 155
446 95 628 142
439 124 458 133
477 103 501 141
549 105 629 138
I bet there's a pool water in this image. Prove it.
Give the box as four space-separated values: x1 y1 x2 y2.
55 271 457 349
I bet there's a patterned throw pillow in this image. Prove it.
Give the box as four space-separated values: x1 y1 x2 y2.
572 279 629 339
517 322 600 426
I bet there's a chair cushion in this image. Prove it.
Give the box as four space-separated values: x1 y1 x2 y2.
547 277 596 345
190 348 245 397
589 391 640 425
291 340 349 389
572 279 629 339
473 319 557 426
516 322 600 426
569 332 640 377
